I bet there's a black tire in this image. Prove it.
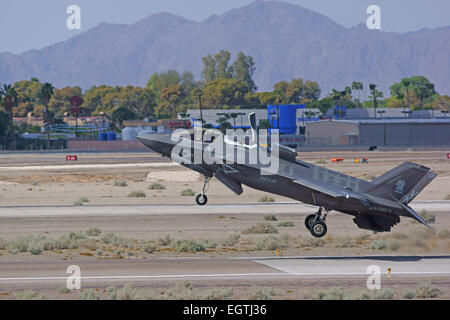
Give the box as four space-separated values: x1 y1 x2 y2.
195 194 208 206
304 214 317 230
310 220 327 238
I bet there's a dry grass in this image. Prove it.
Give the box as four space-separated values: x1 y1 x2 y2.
242 222 278 234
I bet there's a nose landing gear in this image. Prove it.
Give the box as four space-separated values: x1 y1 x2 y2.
304 207 328 238
195 176 210 206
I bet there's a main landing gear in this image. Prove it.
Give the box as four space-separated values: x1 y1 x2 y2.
304 207 328 238
195 176 210 206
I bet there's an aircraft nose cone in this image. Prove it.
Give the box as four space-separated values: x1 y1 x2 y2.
136 133 174 155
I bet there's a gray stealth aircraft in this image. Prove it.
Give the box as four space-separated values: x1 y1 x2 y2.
137 113 436 238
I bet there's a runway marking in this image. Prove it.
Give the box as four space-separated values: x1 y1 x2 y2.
1 271 449 283
0 162 177 171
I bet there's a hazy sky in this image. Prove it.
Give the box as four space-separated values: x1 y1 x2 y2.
1 0 449 54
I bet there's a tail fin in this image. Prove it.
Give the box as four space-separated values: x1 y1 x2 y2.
365 161 437 204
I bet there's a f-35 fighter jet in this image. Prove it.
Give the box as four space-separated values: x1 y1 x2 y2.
137 113 436 237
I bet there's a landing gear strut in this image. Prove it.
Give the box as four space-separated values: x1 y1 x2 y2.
195 176 210 206
304 207 328 238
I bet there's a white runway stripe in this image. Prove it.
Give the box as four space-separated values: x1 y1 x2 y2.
1 271 449 283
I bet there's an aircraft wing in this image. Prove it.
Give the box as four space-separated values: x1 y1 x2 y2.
293 177 344 198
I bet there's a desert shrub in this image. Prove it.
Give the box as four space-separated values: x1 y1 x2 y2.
333 237 354 248
198 239 217 249
165 281 196 300
143 242 157 254
15 289 44 300
356 234 372 241
370 239 386 250
350 290 372 300
254 235 290 251
54 233 86 250
58 286 71 294
157 235 172 246
28 240 44 255
277 221 294 227
73 200 84 206
114 179 128 187
87 228 101 236
415 283 440 298
96 249 103 256
78 197 89 203
403 291 415 299
417 210 435 224
316 286 345 300
259 195 274 203
386 239 401 251
128 191 146 198
372 289 395 300
246 286 278 300
7 237 32 252
79 289 101 300
242 223 278 234
201 288 234 300
0 237 7 250
315 159 327 164
172 239 205 253
149 183 166 190
101 233 125 246
264 214 277 221
30 181 39 186
438 229 450 238
220 234 240 247
180 189 195 196
444 194 450 200
299 237 325 248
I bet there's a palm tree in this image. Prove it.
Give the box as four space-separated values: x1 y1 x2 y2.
401 79 411 109
38 82 54 149
369 84 383 118
352 82 363 107
0 84 18 147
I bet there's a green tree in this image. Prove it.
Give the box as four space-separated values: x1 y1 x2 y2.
0 109 9 146
38 82 55 148
12 79 43 116
202 78 250 109
48 86 83 117
155 84 185 118
202 50 234 83
369 84 383 117
351 81 363 107
111 107 137 129
0 84 19 147
232 52 256 91
390 76 436 109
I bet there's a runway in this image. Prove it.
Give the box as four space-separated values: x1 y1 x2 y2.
0 255 448 285
0 201 449 218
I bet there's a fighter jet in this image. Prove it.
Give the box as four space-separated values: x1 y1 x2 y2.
137 113 436 238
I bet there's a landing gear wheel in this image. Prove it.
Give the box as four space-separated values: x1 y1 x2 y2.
196 194 208 206
310 220 327 238
304 214 317 230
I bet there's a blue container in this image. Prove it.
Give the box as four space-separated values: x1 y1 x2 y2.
98 132 107 141
267 104 305 134
334 105 347 119
106 131 117 141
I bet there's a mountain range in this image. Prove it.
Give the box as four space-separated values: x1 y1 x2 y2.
1 0 449 97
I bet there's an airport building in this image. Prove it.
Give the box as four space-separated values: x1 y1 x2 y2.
304 119 450 147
